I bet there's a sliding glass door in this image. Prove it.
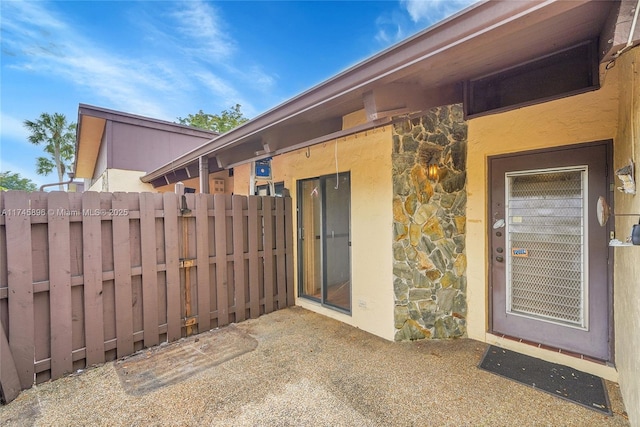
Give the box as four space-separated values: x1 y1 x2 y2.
298 172 351 313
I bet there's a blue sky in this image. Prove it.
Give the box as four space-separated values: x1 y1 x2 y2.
1 0 475 187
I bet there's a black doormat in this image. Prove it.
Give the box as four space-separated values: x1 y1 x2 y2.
479 346 611 415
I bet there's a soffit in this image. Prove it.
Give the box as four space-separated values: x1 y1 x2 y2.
75 116 106 179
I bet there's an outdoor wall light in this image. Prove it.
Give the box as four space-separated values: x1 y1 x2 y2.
427 159 439 181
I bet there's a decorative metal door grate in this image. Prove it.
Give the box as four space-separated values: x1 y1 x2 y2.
506 168 587 328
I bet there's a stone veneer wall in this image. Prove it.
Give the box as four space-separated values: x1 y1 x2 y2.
392 104 467 340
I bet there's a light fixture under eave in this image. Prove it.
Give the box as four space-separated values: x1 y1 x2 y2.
427 160 439 181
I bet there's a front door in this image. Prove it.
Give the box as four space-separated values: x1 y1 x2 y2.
490 142 612 360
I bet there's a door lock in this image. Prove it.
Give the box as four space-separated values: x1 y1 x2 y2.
495 256 504 263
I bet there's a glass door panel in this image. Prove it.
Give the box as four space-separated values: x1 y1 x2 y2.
298 173 351 313
299 178 321 299
324 174 351 310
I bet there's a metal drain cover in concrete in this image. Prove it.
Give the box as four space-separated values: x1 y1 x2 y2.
115 325 258 395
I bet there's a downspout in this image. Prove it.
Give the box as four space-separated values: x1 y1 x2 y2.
39 172 75 191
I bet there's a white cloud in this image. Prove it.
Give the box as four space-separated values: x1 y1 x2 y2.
171 0 235 59
1 1 183 120
0 112 29 142
400 0 478 24
373 0 479 47
375 13 408 45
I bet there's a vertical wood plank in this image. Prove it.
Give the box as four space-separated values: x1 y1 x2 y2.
112 193 134 357
140 193 159 347
232 195 246 322
275 197 287 310
0 324 21 403
4 191 35 389
163 193 181 342
248 196 260 318
214 194 229 326
48 192 73 379
82 192 105 366
263 197 275 314
195 193 211 331
285 197 295 307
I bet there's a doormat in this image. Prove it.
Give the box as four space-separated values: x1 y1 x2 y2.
115 325 258 396
479 346 611 415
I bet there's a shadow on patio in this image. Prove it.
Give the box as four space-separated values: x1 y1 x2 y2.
0 307 629 426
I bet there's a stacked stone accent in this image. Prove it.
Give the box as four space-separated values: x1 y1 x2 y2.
392 105 467 340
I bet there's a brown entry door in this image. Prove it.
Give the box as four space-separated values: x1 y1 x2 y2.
490 142 612 361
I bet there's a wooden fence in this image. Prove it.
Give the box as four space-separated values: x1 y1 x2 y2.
0 191 294 403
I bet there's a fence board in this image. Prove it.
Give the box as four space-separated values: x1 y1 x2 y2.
0 325 21 403
195 194 211 332
263 197 275 314
232 196 246 322
4 192 35 389
82 192 105 366
248 196 260 318
285 197 295 306
112 193 134 357
163 193 181 341
275 198 287 309
214 194 229 326
140 193 159 347
48 192 73 379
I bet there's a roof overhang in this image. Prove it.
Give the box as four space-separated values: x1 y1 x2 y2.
142 0 633 186
75 114 106 179
74 104 218 180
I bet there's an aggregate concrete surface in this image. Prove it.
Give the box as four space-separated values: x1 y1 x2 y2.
0 307 629 426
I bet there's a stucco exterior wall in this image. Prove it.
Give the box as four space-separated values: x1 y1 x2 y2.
467 65 620 381
613 47 640 427
86 169 155 193
233 125 395 340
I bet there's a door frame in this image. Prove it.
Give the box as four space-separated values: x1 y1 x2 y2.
487 140 614 361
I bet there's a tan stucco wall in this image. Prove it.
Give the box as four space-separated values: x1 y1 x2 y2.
613 47 640 427
234 124 395 340
466 65 620 381
86 169 155 193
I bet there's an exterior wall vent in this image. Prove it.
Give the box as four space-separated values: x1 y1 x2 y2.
464 40 599 118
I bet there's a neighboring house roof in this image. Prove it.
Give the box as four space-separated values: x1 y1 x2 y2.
74 104 218 180
142 0 637 187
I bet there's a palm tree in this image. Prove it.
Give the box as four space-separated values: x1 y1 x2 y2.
23 113 76 190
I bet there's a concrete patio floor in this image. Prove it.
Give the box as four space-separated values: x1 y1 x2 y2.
1 307 629 426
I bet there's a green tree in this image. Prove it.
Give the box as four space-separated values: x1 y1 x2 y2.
0 171 38 192
23 112 76 190
177 104 249 133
